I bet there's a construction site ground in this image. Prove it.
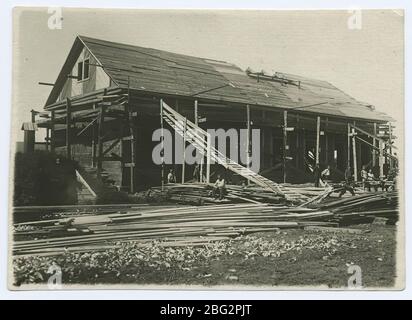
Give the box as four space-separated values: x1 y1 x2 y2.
13 222 397 288
12 184 399 288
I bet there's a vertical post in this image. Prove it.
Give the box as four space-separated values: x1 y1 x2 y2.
295 114 300 169
30 110 36 123
347 123 351 167
246 105 251 164
206 132 211 184
283 110 288 183
315 116 320 165
50 111 55 152
195 99 203 182
127 77 135 194
66 98 72 160
379 140 385 178
325 117 329 164
194 100 198 125
160 99 165 190
91 104 97 167
97 104 105 177
91 123 97 167
182 117 187 184
45 128 50 151
372 123 377 167
352 127 358 181
246 105 251 185
388 122 393 169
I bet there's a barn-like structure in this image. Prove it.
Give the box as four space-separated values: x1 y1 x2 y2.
28 36 396 198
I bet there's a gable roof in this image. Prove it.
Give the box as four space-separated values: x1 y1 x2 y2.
45 35 391 122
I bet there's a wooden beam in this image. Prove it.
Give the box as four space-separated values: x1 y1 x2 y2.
325 117 329 164
75 170 97 198
379 140 385 178
389 122 393 169
45 128 50 151
372 122 377 167
295 115 300 168
315 116 320 165
194 99 199 126
182 117 187 184
206 131 211 184
50 111 55 152
283 110 288 183
97 104 105 177
160 99 165 190
65 98 72 160
246 104 251 185
102 138 121 157
352 127 358 181
91 105 97 167
195 99 204 183
347 123 351 167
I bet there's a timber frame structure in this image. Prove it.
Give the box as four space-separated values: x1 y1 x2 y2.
28 36 397 195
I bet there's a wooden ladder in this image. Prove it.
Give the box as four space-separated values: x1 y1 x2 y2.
161 101 309 203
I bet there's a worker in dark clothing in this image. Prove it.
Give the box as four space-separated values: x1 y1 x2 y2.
313 164 321 187
339 165 355 197
344 165 352 182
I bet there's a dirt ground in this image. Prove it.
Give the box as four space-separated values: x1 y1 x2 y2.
13 223 398 288
132 224 397 288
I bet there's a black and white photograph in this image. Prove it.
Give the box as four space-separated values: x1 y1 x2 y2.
7 7 405 291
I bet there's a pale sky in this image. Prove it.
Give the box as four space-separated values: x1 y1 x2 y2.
12 8 404 141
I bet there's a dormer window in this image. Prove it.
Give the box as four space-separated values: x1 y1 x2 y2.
77 58 90 81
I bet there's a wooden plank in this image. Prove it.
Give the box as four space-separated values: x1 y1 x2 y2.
352 127 358 181
315 116 320 165
65 98 72 159
304 226 369 234
283 110 288 183
97 103 106 176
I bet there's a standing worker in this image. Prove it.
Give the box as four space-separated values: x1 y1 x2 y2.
339 165 355 197
360 165 368 190
313 164 321 187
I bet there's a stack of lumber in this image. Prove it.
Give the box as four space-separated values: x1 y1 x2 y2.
13 203 337 257
12 191 399 257
310 191 399 225
148 183 329 205
13 203 179 223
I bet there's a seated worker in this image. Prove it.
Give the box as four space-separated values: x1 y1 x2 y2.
212 174 226 200
167 168 176 184
320 165 331 187
339 165 355 197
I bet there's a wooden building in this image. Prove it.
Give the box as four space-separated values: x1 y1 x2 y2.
32 36 396 194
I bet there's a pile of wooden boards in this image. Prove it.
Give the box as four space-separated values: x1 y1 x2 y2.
13 203 336 257
310 191 399 225
12 191 399 258
148 183 329 205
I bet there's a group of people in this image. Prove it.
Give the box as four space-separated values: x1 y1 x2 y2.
313 163 397 197
166 167 227 201
167 164 207 185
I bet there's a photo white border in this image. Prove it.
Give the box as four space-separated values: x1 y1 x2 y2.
0 0 410 300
